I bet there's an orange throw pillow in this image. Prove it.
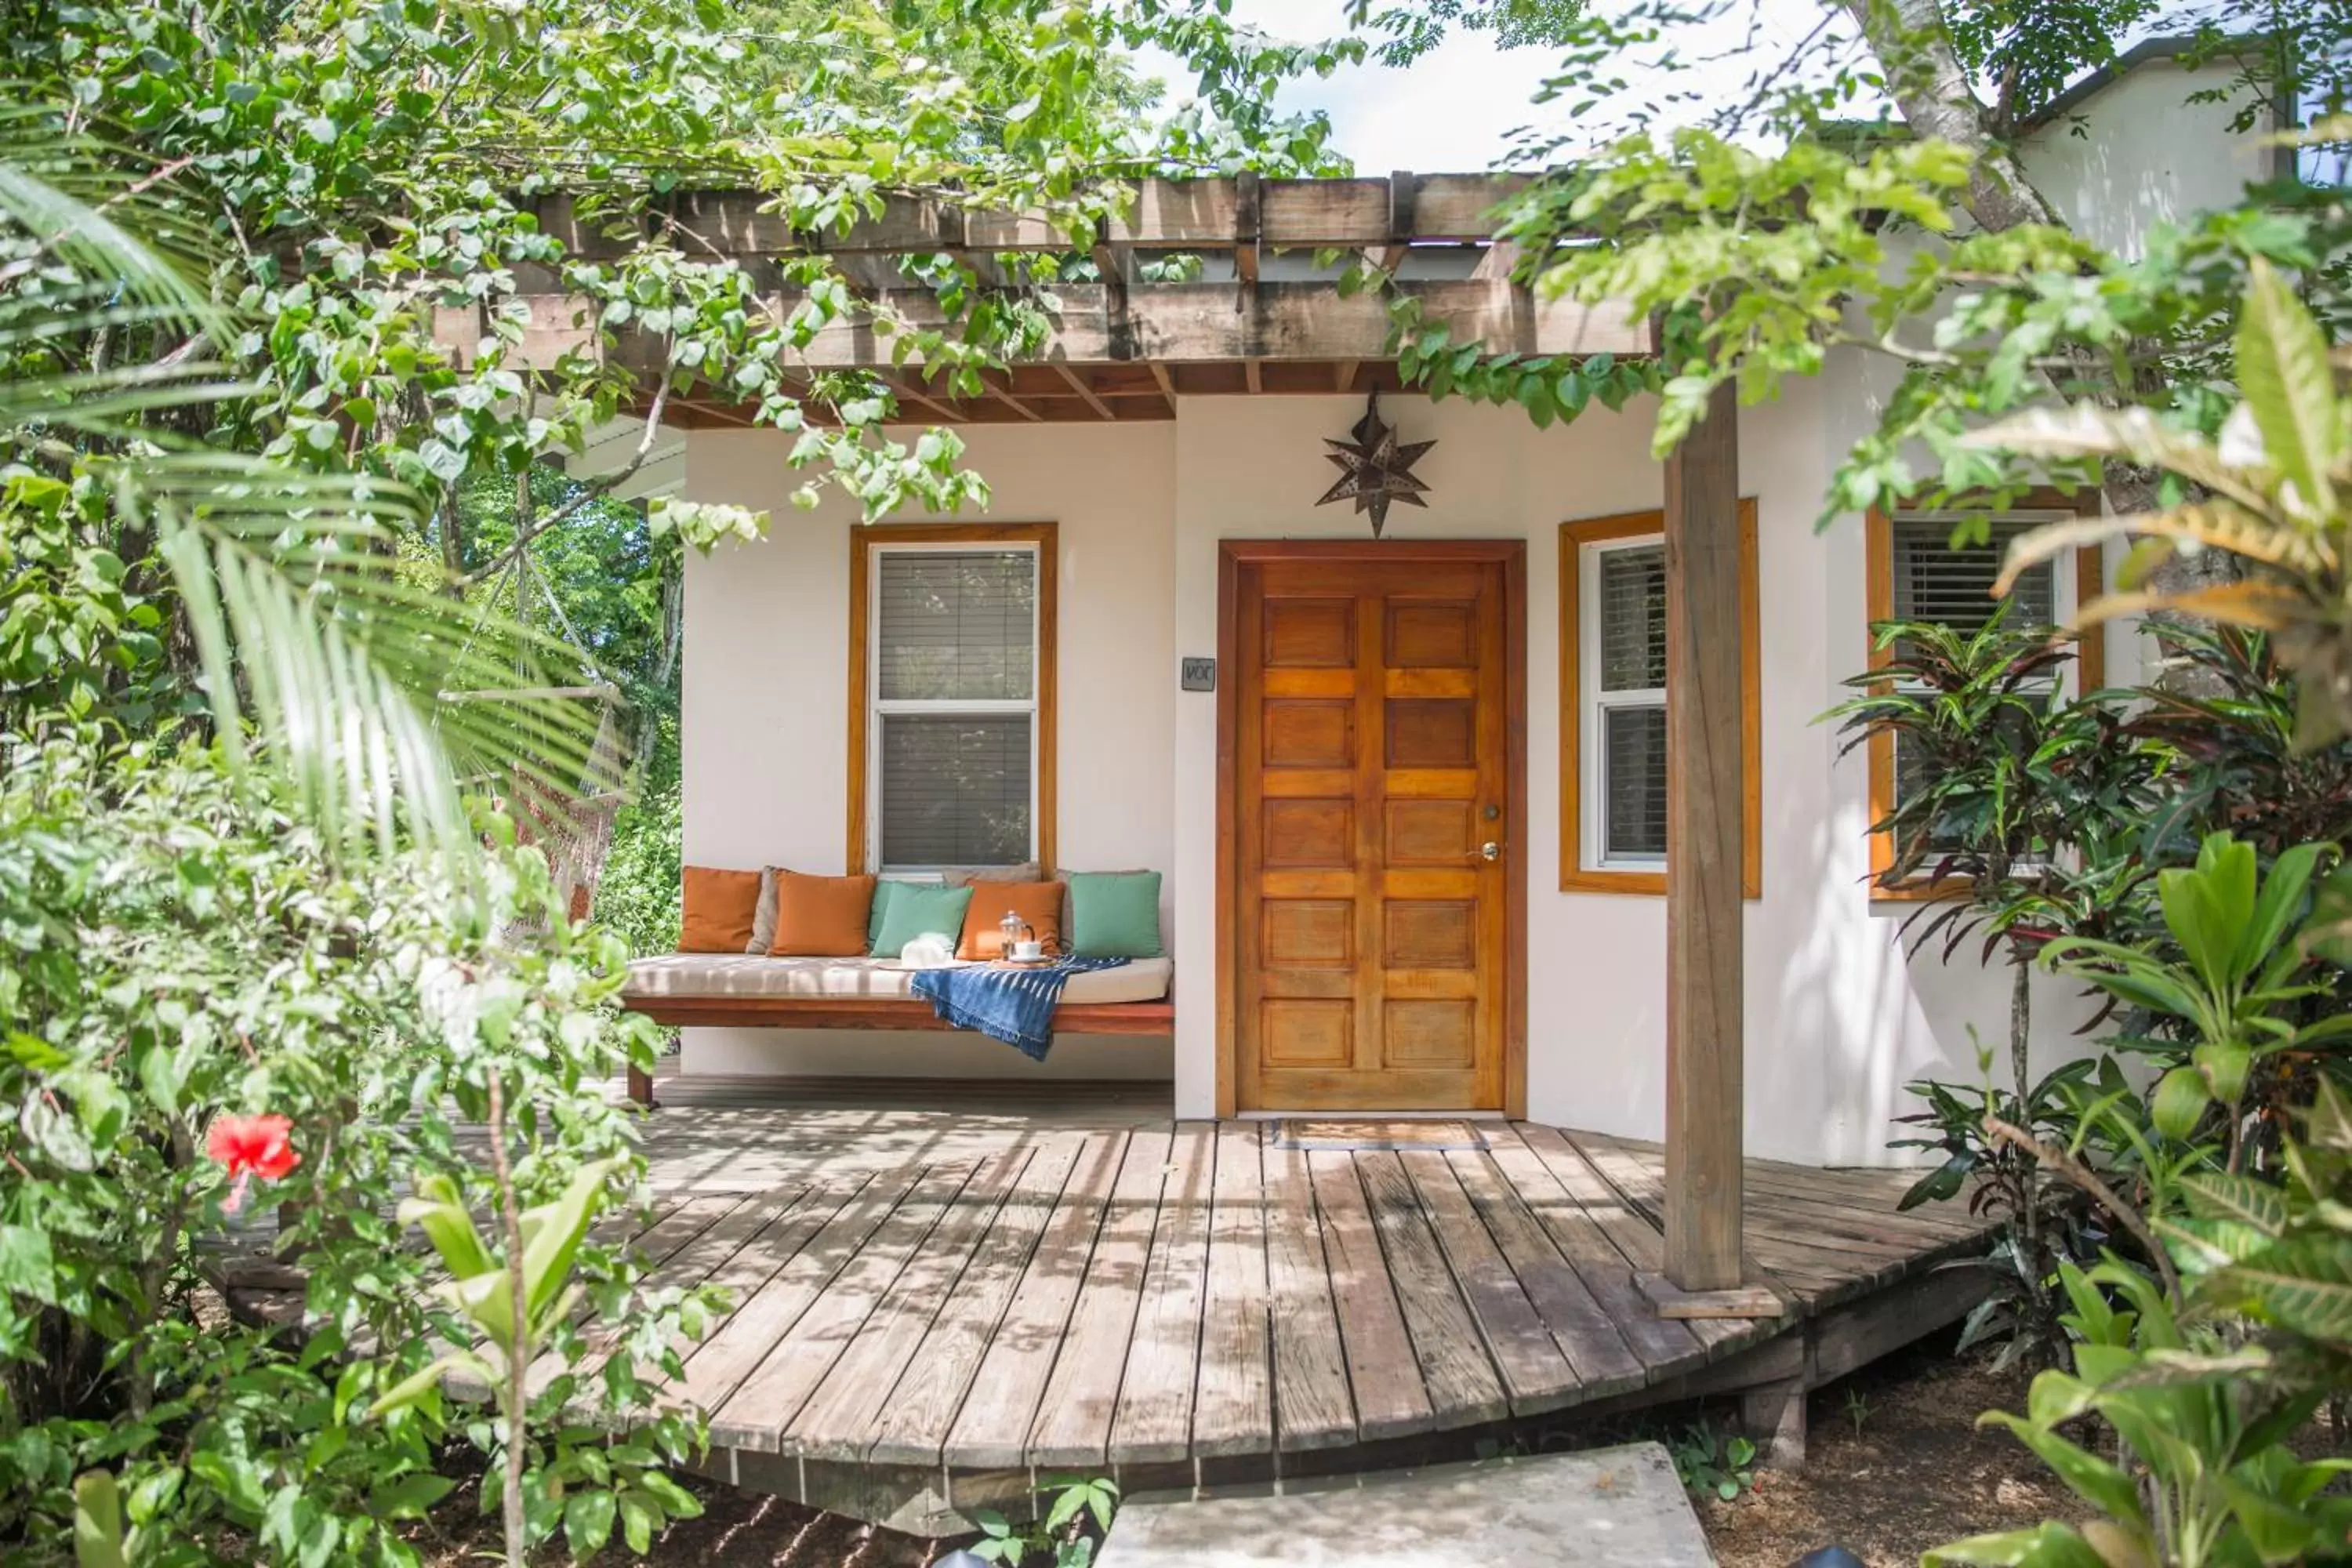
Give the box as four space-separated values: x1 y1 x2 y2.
958 880 1066 960
768 871 877 957
677 866 761 953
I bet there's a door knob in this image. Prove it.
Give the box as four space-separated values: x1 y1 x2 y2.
1479 840 1500 862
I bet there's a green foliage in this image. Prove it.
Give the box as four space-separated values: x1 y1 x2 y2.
1929 1258 2352 1568
968 1475 1121 1568
0 721 699 1564
1974 260 2352 746
2164 1080 2352 1375
1667 1421 1757 1503
1892 1054 2131 1369
2043 833 2352 1159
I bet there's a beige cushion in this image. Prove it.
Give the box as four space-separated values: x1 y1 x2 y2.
623 954 1172 1007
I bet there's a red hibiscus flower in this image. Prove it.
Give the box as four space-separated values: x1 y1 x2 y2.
205 1114 299 1212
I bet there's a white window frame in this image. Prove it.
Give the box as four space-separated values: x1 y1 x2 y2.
1578 531 1668 875
865 539 1043 874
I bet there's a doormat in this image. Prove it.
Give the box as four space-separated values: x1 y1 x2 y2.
1271 1118 1489 1152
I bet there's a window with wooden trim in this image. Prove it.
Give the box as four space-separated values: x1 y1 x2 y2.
1863 500 2105 897
1558 503 1762 897
848 523 1057 873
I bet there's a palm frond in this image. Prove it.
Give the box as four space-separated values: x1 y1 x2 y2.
3 103 616 869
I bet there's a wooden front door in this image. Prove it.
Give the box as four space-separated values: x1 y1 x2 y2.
1226 543 1522 1112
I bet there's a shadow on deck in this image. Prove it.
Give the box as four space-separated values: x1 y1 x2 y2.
589 1080 1994 1532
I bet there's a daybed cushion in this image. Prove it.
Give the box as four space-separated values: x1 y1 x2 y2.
624 953 1174 1007
768 871 875 957
678 866 761 953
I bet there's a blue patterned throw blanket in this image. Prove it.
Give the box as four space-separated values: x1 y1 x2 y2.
909 957 1131 1061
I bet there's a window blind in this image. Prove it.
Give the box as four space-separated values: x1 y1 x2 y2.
880 714 1033 866
1598 545 1668 691
1604 705 1668 858
877 550 1036 701
1890 518 2055 633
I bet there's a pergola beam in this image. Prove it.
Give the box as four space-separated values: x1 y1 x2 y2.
1662 377 1747 1295
545 172 1540 261
446 282 1642 375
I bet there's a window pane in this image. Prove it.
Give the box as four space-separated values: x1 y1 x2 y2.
1603 704 1668 858
880 714 1032 866
877 550 1036 701
1597 545 1667 691
1890 518 2055 634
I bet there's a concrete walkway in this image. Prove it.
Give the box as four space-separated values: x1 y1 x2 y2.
1098 1443 1714 1567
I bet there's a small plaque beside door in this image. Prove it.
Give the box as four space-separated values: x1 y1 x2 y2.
1180 656 1217 692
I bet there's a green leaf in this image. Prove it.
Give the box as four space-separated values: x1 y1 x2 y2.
2236 258 2339 517
1977 1414 2144 1523
564 1488 617 1558
2181 1174 2289 1238
368 1473 456 1520
2152 1065 2212 1142
74 1472 130 1568
0 1223 58 1305
1922 1523 2113 1568
2228 1237 2352 1341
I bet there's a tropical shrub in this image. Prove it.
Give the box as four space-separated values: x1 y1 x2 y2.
2042 832 2352 1174
0 720 712 1563
1927 1257 2352 1568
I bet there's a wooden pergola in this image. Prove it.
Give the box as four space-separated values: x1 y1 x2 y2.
472 172 1751 1301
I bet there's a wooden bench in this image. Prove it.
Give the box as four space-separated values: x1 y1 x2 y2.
617 993 1176 1106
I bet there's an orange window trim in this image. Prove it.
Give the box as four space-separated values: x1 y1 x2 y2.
1557 499 1762 898
1862 495 2106 902
846 521 1059 876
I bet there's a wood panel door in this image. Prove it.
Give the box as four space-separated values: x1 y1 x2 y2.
1228 545 1521 1111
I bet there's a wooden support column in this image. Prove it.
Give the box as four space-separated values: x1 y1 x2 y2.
1662 376 1744 1293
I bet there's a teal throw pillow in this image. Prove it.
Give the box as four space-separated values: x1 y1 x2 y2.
1068 871 1163 958
867 879 901 953
870 883 973 959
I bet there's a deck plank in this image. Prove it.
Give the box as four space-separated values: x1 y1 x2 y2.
783 1149 1034 1459
944 1131 1131 1469
1307 1151 1436 1439
1442 1148 1646 1396
1025 1127 1174 1467
1353 1151 1509 1426
1262 1142 1357 1451
713 1161 978 1452
866 1133 1091 1467
1481 1127 1700 1370
1109 1122 1220 1462
1544 1128 1786 1352
1191 1121 1273 1457
1399 1150 1583 1413
678 1165 924 1444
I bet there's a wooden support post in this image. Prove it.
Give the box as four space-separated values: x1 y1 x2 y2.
627 1064 656 1109
1741 1377 1808 1466
1662 376 1744 1293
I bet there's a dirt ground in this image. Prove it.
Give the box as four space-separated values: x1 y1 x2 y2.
1686 1340 2080 1567
408 1338 2078 1566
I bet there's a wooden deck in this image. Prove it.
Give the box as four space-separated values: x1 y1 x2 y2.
594 1091 1993 1526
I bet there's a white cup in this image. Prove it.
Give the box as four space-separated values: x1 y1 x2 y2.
1011 938 1045 962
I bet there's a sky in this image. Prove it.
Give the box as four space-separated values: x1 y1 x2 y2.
1128 0 2201 172
1128 0 1875 171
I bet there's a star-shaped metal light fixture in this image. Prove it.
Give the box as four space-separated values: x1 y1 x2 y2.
1315 390 1435 537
